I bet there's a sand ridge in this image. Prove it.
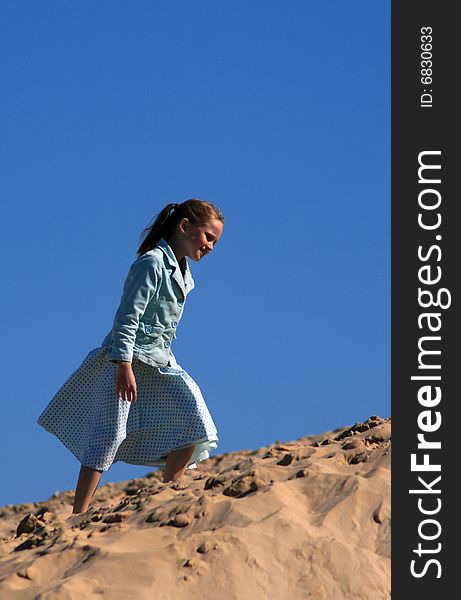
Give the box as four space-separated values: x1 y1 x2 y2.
0 415 391 599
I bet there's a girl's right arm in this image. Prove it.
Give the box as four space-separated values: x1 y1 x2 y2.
106 255 161 364
106 255 162 402
115 361 137 403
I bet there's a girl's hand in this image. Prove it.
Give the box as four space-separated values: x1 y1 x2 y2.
115 361 137 403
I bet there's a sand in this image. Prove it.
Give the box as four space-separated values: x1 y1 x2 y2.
0 415 390 599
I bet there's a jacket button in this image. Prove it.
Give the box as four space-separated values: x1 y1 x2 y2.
164 340 170 348
172 321 177 327
177 300 183 307
145 324 152 333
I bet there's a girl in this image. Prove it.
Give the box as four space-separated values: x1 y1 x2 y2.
37 198 224 514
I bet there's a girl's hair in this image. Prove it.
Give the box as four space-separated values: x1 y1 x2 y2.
136 198 224 258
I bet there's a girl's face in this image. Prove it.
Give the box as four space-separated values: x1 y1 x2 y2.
178 218 223 262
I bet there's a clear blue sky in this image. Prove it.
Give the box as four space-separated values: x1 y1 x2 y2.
0 1 390 507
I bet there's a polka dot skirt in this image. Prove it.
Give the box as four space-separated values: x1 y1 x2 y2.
37 346 219 472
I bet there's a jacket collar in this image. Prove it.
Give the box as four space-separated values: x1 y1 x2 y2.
157 237 195 297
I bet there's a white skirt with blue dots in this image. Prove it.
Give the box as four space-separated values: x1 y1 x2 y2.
37 346 219 472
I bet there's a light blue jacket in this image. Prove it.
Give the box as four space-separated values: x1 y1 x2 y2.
101 237 195 367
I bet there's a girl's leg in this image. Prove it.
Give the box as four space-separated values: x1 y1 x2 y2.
72 465 103 514
163 446 195 483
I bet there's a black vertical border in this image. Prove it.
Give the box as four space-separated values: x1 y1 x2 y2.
392 1 457 597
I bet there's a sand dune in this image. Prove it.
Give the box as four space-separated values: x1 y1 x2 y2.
0 415 390 599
